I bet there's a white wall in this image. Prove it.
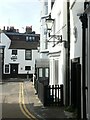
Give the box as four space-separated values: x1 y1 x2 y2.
70 1 84 61
47 0 67 87
1 32 40 75
40 0 49 59
70 0 87 118
4 49 39 75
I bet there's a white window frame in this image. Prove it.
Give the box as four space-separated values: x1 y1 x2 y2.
25 49 32 60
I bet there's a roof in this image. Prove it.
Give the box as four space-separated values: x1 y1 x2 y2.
9 40 39 49
5 32 40 49
35 59 49 68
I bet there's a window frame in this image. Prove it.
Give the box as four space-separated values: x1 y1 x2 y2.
25 66 31 70
12 50 17 55
25 49 32 60
5 64 9 73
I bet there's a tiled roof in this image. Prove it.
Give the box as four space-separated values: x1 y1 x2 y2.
5 32 40 49
9 40 39 49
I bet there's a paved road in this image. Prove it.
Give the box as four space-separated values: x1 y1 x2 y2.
0 79 67 119
1 81 37 119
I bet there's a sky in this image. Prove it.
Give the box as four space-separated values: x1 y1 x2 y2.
0 0 41 33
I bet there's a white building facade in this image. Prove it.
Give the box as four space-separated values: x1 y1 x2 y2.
0 30 40 79
70 0 90 119
39 0 90 119
40 0 49 59
47 0 69 105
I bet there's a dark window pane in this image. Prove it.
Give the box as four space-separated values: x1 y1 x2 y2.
5 65 9 73
12 50 17 55
25 66 31 70
25 50 32 60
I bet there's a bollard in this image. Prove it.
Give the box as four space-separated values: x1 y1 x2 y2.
27 71 29 80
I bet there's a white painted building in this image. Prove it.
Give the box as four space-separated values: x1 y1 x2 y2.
40 0 90 119
70 0 84 118
39 0 69 105
44 0 69 105
0 30 5 81
40 0 49 59
70 0 90 119
0 28 40 79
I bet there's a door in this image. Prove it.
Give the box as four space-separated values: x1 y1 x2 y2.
10 64 18 78
71 57 81 118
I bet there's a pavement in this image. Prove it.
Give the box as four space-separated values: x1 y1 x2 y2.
1 79 75 119
24 80 68 119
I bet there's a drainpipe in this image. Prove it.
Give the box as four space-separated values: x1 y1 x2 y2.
79 3 88 118
66 0 70 106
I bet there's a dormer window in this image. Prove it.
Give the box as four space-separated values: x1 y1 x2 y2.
32 36 35 41
29 36 32 41
26 36 35 41
26 36 29 41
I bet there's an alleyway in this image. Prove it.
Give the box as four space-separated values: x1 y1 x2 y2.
1 79 67 119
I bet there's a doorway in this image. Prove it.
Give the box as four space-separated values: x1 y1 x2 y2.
10 64 18 78
71 57 81 118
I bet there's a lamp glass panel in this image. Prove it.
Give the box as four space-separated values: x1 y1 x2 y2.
46 19 54 30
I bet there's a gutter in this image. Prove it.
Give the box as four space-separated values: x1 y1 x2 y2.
65 1 70 106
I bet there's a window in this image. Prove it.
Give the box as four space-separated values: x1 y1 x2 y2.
29 36 32 41
25 66 31 70
5 65 9 73
25 50 32 60
26 36 36 41
12 50 17 55
39 68 43 77
38 68 49 77
26 36 29 41
45 68 49 77
32 36 35 41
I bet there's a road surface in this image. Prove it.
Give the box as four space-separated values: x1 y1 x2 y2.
1 81 37 119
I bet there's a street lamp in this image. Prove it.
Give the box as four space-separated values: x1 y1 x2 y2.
46 14 54 33
45 14 68 48
46 14 62 42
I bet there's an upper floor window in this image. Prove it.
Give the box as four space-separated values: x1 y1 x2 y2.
26 36 29 41
25 49 32 60
32 36 35 41
12 50 17 55
26 36 35 41
29 36 32 41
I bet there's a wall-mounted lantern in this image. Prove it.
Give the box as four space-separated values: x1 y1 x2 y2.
45 13 68 48
46 14 54 34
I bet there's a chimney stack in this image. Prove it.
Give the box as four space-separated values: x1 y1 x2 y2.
26 26 32 34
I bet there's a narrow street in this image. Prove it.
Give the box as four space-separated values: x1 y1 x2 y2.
1 80 38 119
1 79 67 119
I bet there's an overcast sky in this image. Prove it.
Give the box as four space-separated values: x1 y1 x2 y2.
0 0 41 33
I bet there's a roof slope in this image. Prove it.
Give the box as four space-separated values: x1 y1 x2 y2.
5 32 40 49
